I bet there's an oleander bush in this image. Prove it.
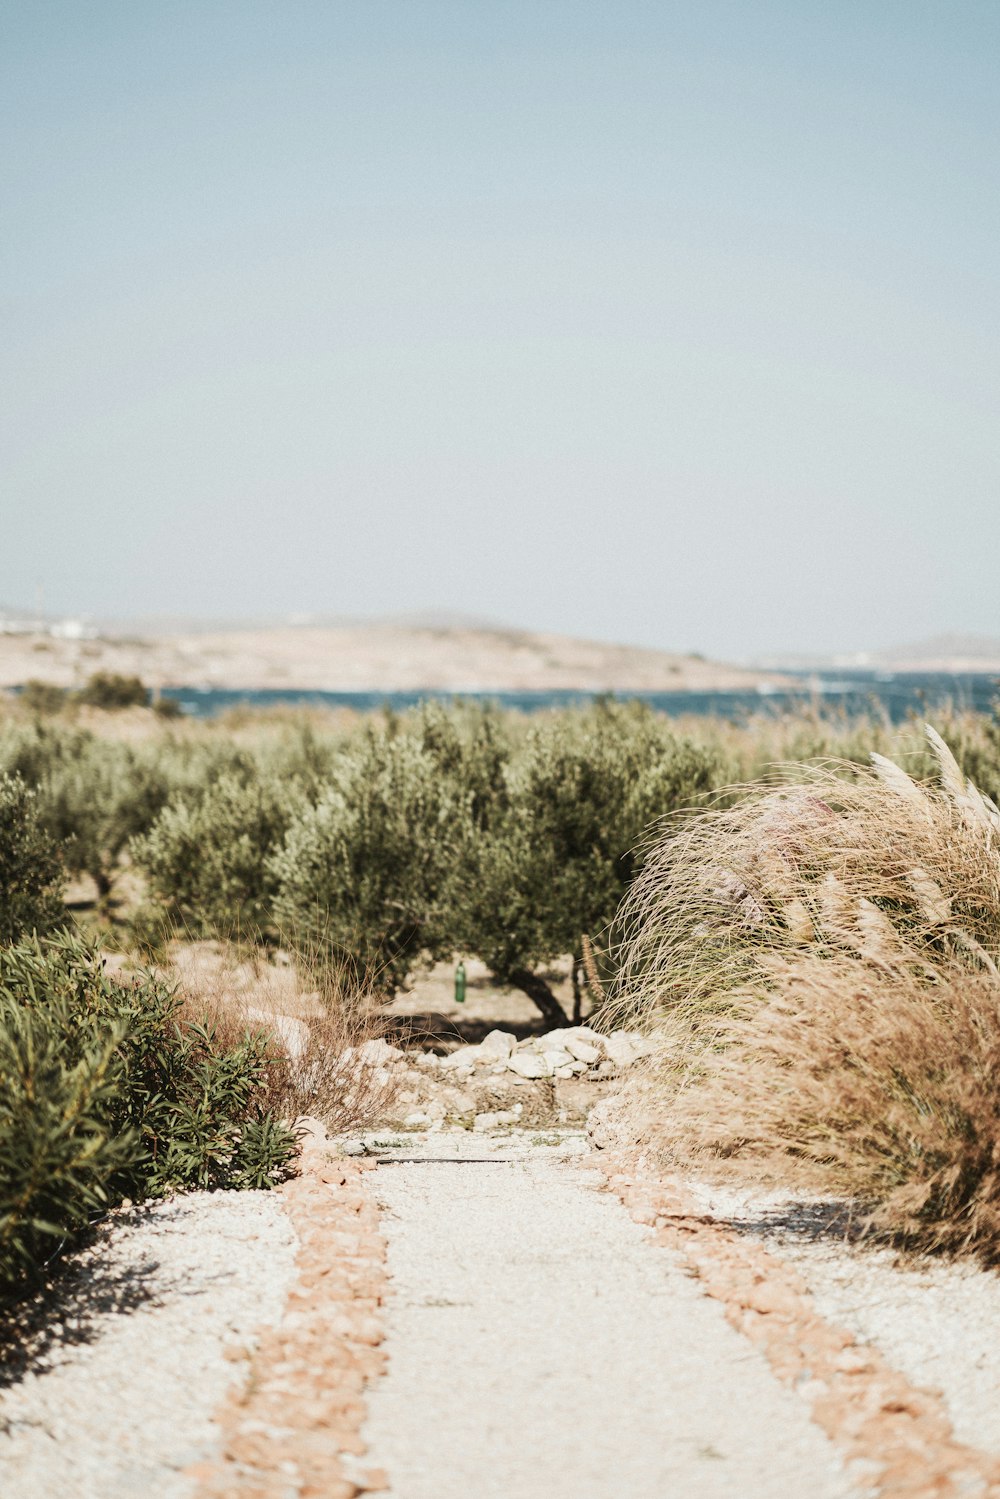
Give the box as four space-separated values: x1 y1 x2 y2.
0 773 64 944
0 934 297 1294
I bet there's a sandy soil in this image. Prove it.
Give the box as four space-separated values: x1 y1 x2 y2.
0 623 786 693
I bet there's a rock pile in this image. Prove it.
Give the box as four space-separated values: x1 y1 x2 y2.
342 1027 653 1133
438 1025 652 1080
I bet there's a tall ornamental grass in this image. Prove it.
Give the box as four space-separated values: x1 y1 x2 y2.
615 726 1000 1261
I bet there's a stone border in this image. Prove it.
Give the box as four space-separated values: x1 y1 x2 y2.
600 1153 1000 1499
188 1136 389 1499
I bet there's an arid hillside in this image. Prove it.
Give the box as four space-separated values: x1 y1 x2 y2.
0 622 784 693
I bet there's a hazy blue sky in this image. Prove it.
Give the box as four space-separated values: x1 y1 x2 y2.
2 2 998 658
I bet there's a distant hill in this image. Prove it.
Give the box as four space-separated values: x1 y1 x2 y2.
0 618 786 694
875 634 1000 672
751 633 1000 675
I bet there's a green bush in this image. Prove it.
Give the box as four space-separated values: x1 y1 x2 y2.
454 701 723 1021
134 767 305 933
18 680 69 715
0 773 64 944
0 934 297 1293
75 672 150 710
0 722 178 903
269 705 501 988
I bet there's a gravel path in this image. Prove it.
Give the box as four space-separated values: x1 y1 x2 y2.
362 1132 860 1499
0 1191 297 1499
685 1177 1000 1459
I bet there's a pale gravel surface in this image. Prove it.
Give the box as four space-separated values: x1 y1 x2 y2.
686 1177 1000 1458
0 1190 297 1499
362 1130 861 1499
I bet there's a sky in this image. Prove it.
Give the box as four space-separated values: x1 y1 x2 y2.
2 2 998 660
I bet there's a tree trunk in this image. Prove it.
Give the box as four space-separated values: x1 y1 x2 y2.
571 954 583 1024
508 967 569 1027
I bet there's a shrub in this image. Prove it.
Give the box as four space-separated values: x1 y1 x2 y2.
0 934 297 1293
614 725 1000 1029
0 774 64 943
660 956 1000 1261
75 672 149 710
0 722 177 903
134 769 304 933
18 680 68 715
152 695 184 720
269 706 493 989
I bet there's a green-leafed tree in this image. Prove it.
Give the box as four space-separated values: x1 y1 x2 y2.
0 773 64 944
453 702 724 1023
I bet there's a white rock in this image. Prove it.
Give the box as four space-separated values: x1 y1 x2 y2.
404 1112 431 1128
356 1037 406 1067
479 1029 516 1059
293 1115 329 1146
244 1007 311 1061
603 1031 648 1068
473 1109 520 1131
540 1049 574 1070
562 1025 602 1044
508 1052 553 1079
340 1139 366 1156
442 1045 484 1070
554 1066 576 1079
564 1037 601 1065
415 1052 441 1070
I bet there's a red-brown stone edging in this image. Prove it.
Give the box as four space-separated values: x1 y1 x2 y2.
600 1153 1000 1499
188 1136 389 1499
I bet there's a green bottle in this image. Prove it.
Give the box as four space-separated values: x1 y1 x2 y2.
454 960 467 1004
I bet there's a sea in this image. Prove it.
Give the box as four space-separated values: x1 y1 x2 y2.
158 670 1000 724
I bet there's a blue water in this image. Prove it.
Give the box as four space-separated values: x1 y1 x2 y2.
159 671 999 723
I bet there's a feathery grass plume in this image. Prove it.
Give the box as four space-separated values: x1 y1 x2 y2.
613 724 1000 1032
614 724 1000 1259
581 933 606 1008
658 956 1000 1262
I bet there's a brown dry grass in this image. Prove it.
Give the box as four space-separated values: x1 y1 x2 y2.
661 957 1000 1260
170 939 396 1134
614 725 1000 1031
615 725 1000 1260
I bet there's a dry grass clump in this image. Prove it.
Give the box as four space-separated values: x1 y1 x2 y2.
664 957 1000 1260
169 939 396 1134
614 725 1000 1031
615 725 1000 1260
